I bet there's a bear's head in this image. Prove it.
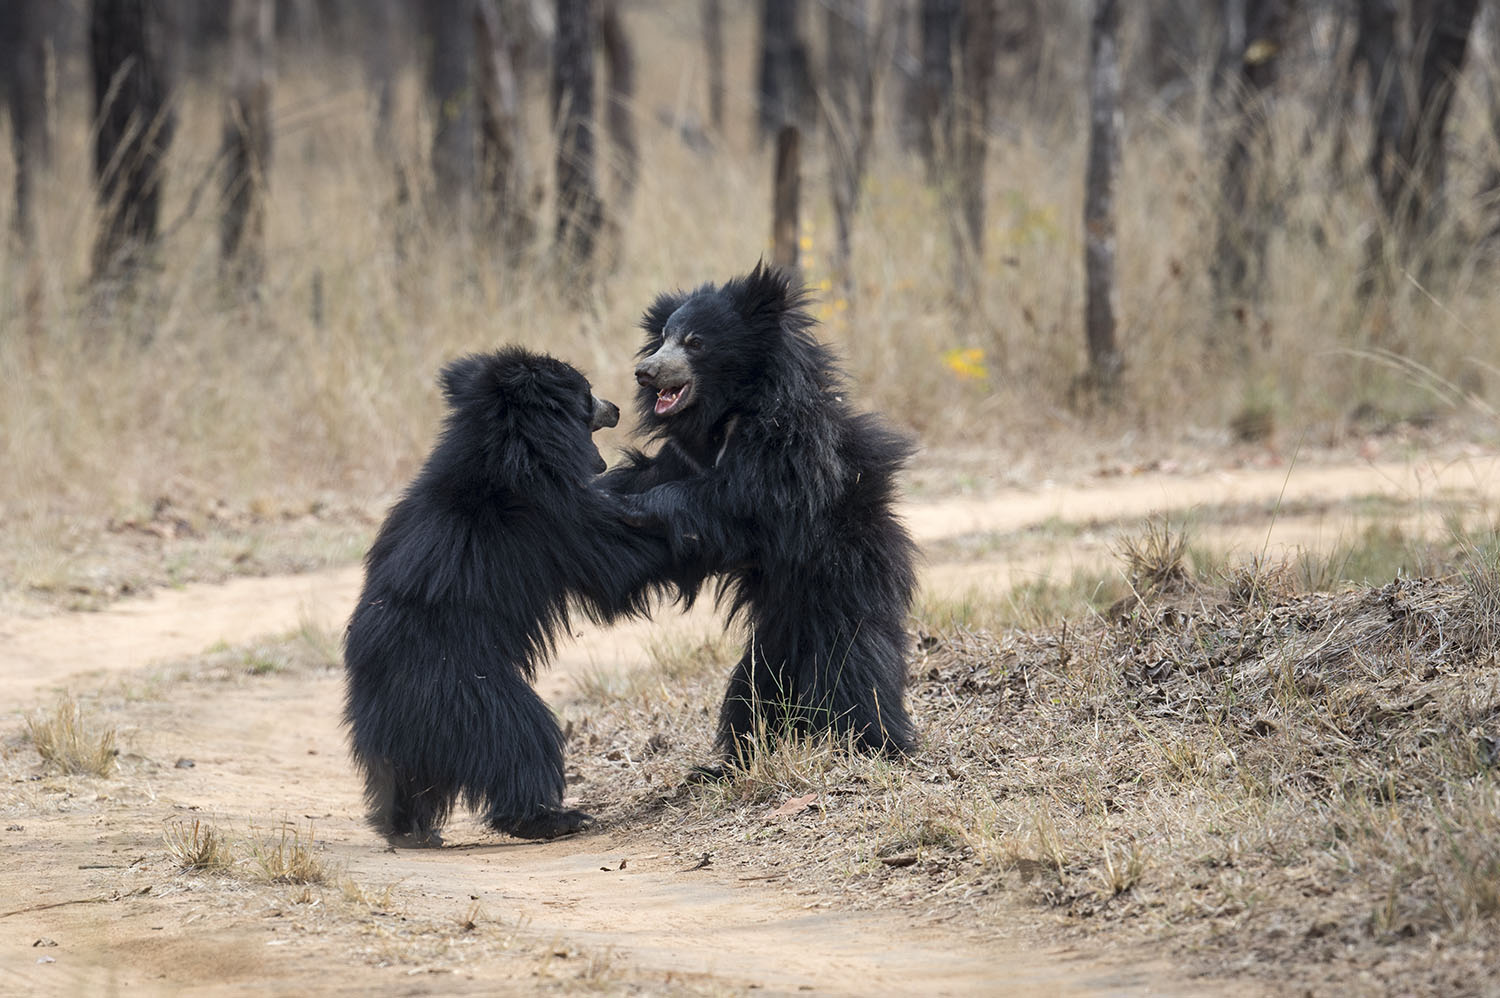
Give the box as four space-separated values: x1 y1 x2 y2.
436 348 618 492
630 262 827 443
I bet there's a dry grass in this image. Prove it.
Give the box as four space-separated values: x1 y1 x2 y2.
162 817 235 873
246 820 331 885
569 523 1500 997
26 695 118 776
162 814 340 887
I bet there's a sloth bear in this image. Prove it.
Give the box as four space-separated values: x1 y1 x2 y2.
343 348 670 846
603 263 917 759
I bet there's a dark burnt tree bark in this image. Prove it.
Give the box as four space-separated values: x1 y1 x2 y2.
1211 0 1289 318
916 0 959 180
771 125 801 278
2 0 56 244
823 0 885 297
221 0 274 284
703 0 726 132
476 0 534 259
425 0 476 222
600 0 639 219
758 0 812 140
553 0 603 269
1084 0 1123 397
952 0 996 303
1357 0 1479 284
91 0 177 282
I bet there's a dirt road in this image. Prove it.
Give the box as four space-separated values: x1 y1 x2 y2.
4 454 1498 995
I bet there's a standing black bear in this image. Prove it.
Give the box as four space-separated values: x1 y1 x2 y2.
344 348 670 846
603 263 918 759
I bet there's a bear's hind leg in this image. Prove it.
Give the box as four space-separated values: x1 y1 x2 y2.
367 759 452 847
479 674 591 840
714 643 792 764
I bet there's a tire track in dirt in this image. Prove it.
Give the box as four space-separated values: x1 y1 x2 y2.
4 455 1497 994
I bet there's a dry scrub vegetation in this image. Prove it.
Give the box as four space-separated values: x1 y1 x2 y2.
25 694 118 776
566 524 1500 997
3 8 1499 608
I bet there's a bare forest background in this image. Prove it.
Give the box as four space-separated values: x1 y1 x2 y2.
2 0 1499 528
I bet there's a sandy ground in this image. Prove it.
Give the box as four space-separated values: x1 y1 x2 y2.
4 453 1499 995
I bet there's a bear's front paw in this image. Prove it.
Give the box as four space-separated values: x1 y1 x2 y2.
490 807 594 841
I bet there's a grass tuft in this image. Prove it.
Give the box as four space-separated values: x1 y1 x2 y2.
247 821 330 885
1117 517 1192 597
26 695 118 776
162 818 234 873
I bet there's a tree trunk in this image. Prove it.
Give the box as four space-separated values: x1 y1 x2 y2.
916 0 959 180
703 0 726 132
426 0 476 221
824 0 883 297
1358 0 1405 233
3 0 55 244
771 125 801 278
953 0 995 303
221 0 274 285
476 0 534 260
758 0 811 140
1358 0 1479 286
601 0 639 219
1211 0 1288 318
91 0 176 283
553 0 603 269
363 0 399 160
1400 0 1479 236
1213 0 1247 98
1084 0 1123 396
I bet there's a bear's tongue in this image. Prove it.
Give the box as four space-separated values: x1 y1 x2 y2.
655 385 685 415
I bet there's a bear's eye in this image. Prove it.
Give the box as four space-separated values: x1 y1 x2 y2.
683 334 703 353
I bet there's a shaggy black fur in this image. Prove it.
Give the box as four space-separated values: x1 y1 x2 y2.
343 348 669 847
603 263 918 758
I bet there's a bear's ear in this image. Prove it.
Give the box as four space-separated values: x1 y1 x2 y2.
726 260 810 331
639 289 688 350
438 354 488 404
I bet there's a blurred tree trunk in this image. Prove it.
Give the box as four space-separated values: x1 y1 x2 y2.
952 0 996 304
703 0 726 132
3 0 55 245
1400 0 1478 237
91 0 177 283
553 0 603 270
824 0 884 298
363 0 398 160
600 0 639 219
917 0 959 180
221 0 275 286
1211 0 1288 321
425 0 476 223
1213 0 1246 96
476 0 534 261
771 125 801 278
1083 0 1123 397
758 0 812 140
1358 0 1405 238
1358 0 1479 287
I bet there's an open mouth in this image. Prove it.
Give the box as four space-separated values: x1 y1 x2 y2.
654 382 691 416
